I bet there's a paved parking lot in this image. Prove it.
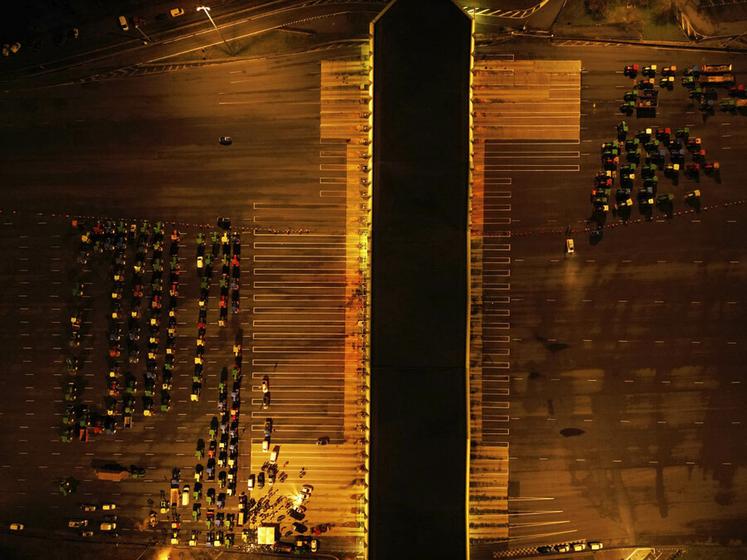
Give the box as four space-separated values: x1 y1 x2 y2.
469 56 582 547
0 43 370 558
469 39 747 560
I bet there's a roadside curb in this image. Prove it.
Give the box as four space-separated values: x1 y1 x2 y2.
498 31 747 53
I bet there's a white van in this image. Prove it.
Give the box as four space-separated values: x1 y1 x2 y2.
118 16 129 31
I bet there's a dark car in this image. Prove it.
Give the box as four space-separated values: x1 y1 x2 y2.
217 217 231 229
257 472 265 489
537 545 553 554
218 136 232 146
264 418 273 437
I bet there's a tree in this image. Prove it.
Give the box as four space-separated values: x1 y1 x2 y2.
585 0 610 19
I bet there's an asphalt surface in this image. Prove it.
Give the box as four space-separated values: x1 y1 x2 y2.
0 31 371 558
469 38 747 559
4 4 747 560
1 0 383 86
369 2 471 560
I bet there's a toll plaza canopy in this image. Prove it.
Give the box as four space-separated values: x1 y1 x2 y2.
369 1 472 559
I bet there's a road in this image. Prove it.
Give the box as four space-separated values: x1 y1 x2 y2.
0 39 370 558
469 38 747 559
1 0 383 85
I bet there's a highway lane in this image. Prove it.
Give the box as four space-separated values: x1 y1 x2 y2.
0 43 369 557
470 38 747 559
3 0 382 86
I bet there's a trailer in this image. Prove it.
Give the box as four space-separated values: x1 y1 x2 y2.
700 63 732 75
699 73 736 86
170 487 179 507
95 465 130 481
720 98 747 111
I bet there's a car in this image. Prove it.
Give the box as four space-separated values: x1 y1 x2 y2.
295 535 320 552
270 445 280 463
171 529 180 544
588 541 604 550
729 83 746 98
536 545 553 554
616 120 629 140
572 543 586 552
637 77 655 90
554 543 570 552
68 519 88 528
300 484 313 500
160 391 171 412
656 193 674 205
101 503 116 511
620 173 635 189
81 504 97 512
615 191 633 210
592 198 609 214
100 521 117 531
80 529 94 537
264 418 273 437
642 64 657 77
189 529 198 546
659 75 674 89
219 136 232 146
170 8 185 17
662 65 677 76
600 141 620 154
623 89 637 102
182 484 190 506
623 63 639 77
257 472 265 489
9 522 24 531
118 16 129 31
564 238 574 255
655 127 671 142
64 382 79 401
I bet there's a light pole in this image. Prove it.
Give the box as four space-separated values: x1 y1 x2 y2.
196 6 232 55
133 23 152 45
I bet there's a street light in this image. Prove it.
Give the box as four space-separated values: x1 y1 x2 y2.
196 5 232 55
134 24 152 45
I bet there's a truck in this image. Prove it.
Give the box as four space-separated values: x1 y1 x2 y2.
636 90 658 117
699 73 735 86
95 464 130 481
